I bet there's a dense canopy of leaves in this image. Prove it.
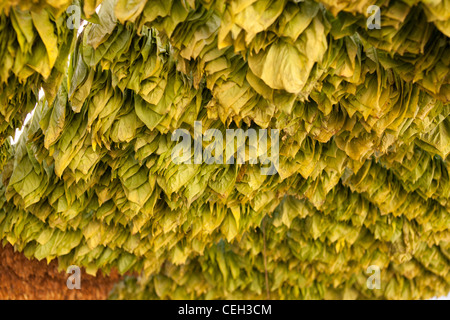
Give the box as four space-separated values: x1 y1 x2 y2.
0 0 449 299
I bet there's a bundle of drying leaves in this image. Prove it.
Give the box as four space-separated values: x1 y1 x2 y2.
0 0 449 299
0 0 105 170
0 2 72 167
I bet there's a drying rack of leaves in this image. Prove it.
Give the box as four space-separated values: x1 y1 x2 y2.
0 0 449 299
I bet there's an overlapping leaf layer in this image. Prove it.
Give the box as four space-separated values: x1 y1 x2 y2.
0 0 449 299
0 0 105 170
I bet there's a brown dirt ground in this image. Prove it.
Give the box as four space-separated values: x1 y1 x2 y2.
0 244 122 300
